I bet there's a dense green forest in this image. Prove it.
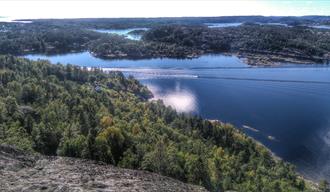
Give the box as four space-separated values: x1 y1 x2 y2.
88 35 201 59
27 16 330 29
0 22 200 59
86 24 330 63
143 24 330 62
0 23 103 54
0 55 318 191
1 21 330 64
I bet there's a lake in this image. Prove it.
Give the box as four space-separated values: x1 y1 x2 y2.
205 22 289 28
309 25 330 30
92 28 149 40
25 52 330 182
0 17 32 23
205 23 242 28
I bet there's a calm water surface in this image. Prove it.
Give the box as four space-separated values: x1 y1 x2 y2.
92 28 149 40
205 23 242 28
309 25 330 30
205 22 290 28
25 52 330 181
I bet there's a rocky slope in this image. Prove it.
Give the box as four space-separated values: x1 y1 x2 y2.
0 145 207 192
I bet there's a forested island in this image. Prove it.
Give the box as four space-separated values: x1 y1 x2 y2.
0 23 103 54
0 55 321 191
1 17 330 65
27 16 330 29
89 24 330 65
142 24 330 65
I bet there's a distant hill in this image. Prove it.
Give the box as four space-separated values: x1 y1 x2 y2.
31 16 330 28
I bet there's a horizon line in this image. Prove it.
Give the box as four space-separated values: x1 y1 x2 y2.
4 15 330 21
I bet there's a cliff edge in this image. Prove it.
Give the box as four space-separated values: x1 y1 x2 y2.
0 145 207 192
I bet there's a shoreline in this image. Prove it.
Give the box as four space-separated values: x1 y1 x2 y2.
207 118 320 190
236 51 329 66
90 49 329 66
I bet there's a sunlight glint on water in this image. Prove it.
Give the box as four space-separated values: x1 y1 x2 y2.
147 83 198 113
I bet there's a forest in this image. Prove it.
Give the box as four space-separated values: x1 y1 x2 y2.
0 55 321 191
1 20 330 64
142 24 330 63
28 16 330 29
88 35 201 59
0 23 103 54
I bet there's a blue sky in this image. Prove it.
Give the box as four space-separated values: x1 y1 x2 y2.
0 0 329 19
266 0 330 15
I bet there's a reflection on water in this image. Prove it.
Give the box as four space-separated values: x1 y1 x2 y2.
320 123 330 179
295 120 330 179
24 52 249 68
147 83 197 113
0 17 32 23
92 28 149 40
205 22 242 28
205 22 289 28
102 68 198 80
322 125 330 146
308 25 330 30
23 51 330 182
255 22 289 27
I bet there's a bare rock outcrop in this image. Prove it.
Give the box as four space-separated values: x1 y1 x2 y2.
0 145 207 192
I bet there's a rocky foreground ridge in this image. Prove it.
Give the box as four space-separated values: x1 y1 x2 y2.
0 145 207 192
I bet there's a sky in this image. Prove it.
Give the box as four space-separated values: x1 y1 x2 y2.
0 0 329 19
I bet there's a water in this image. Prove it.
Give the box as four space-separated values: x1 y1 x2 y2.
205 22 289 28
0 17 32 23
25 52 330 182
255 22 289 27
92 28 149 40
205 23 242 28
308 25 330 30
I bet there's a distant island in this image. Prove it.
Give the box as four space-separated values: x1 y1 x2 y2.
0 16 329 66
